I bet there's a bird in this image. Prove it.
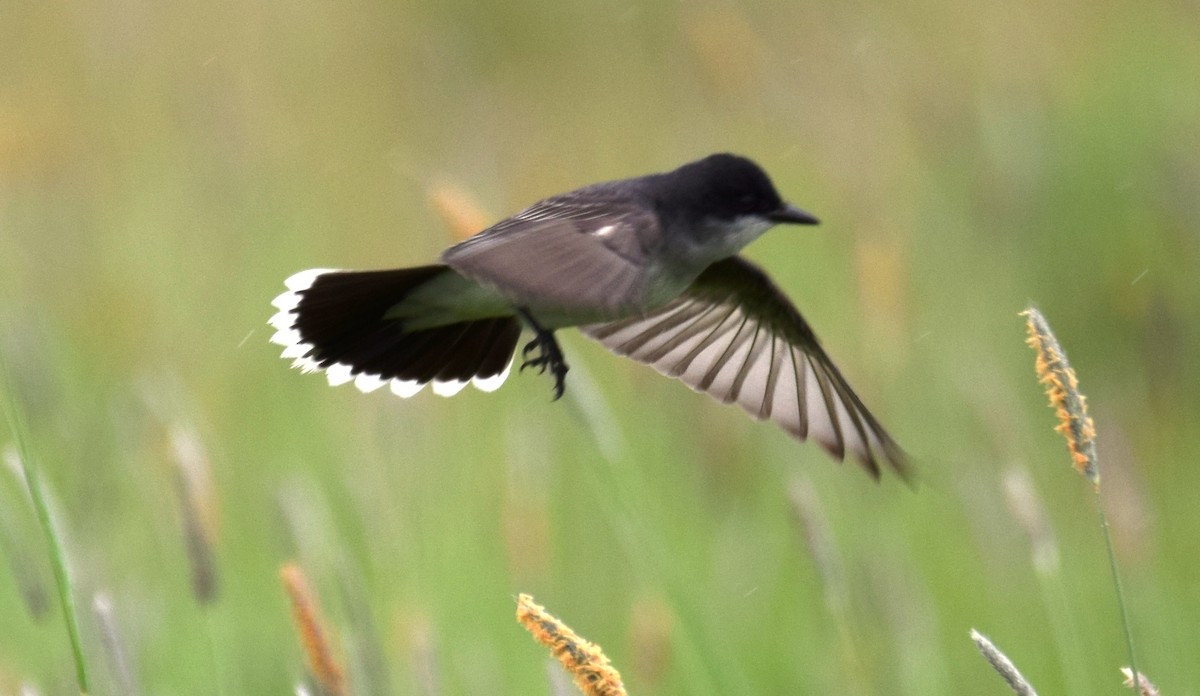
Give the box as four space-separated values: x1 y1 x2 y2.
268 153 908 478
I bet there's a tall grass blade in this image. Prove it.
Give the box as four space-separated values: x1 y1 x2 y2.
1 351 90 694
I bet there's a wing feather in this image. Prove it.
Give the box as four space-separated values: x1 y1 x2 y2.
582 256 908 479
442 195 661 317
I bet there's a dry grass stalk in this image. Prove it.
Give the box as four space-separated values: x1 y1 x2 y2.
516 594 627 696
1001 467 1060 576
281 562 347 696
627 595 672 691
427 183 490 241
1020 307 1099 486
970 629 1039 696
402 612 441 696
1120 668 1160 696
787 475 848 612
684 6 766 98
168 426 219 603
93 593 140 696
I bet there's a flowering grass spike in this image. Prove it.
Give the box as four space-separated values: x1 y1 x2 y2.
516 593 627 696
1020 306 1143 693
1021 306 1099 486
970 629 1039 696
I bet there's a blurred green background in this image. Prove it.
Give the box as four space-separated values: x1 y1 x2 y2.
2 0 1198 693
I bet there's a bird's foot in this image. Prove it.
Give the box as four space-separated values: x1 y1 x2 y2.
517 309 569 401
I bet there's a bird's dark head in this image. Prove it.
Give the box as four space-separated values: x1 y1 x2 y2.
658 153 818 227
650 154 818 262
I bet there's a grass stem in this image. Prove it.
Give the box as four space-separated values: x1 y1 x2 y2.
1 360 90 693
1021 306 1141 694
1097 497 1140 695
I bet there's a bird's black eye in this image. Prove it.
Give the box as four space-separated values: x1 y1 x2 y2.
737 193 758 211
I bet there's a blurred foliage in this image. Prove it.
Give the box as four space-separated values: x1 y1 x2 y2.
1 0 1198 693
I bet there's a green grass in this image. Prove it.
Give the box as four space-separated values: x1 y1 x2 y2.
2 358 89 693
2 0 1198 693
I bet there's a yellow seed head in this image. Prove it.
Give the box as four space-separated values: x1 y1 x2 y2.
1021 307 1099 487
516 594 627 696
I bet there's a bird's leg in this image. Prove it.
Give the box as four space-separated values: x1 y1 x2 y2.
516 308 569 401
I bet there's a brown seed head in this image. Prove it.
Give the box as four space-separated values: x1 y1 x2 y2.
281 563 346 696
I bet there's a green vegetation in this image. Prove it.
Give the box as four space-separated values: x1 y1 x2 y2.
2 1 1197 693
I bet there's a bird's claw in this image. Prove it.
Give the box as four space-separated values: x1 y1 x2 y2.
521 338 541 366
517 311 569 400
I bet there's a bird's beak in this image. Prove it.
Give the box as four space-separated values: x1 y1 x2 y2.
768 203 820 226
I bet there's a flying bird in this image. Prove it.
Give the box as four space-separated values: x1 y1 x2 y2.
269 154 908 478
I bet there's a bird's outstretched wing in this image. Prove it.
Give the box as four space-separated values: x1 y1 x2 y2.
582 256 909 479
442 192 661 318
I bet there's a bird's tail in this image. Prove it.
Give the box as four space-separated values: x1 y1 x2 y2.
268 266 521 397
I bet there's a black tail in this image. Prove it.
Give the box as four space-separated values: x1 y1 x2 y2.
269 266 521 396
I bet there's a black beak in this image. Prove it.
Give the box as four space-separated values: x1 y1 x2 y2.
768 203 819 225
